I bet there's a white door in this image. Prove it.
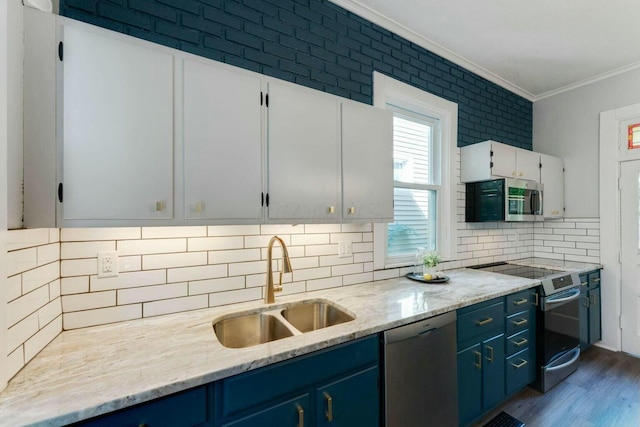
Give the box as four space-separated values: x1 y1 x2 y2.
620 159 640 356
62 25 174 220
183 59 263 220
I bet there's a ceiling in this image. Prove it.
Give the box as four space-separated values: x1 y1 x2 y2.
331 0 640 101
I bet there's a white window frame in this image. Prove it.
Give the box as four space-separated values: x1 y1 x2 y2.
373 72 458 269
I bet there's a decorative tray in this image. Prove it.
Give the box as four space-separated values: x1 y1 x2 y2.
405 273 450 284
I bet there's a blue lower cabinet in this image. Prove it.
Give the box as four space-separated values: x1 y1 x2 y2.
457 343 483 426
316 366 379 427
579 270 602 351
216 335 380 427
482 334 505 409
73 385 210 427
505 348 533 395
221 395 310 427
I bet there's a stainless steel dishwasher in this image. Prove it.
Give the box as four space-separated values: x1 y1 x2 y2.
383 310 458 427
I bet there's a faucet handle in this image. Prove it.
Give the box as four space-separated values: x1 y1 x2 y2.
274 284 283 293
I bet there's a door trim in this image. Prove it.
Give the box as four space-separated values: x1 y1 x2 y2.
599 103 640 352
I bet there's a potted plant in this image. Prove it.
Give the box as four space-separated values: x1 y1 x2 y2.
423 251 441 276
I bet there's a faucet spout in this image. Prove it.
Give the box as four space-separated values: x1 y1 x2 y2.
265 235 292 304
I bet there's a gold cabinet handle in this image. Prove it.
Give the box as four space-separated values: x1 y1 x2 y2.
475 317 493 326
590 294 597 305
592 277 601 283
328 206 335 214
473 350 482 369
511 318 528 327
581 281 588 287
348 207 355 215
511 359 528 369
533 293 539 307
513 337 528 347
323 392 333 422
155 201 165 212
296 403 304 427
582 296 590 307
513 298 528 306
486 345 494 363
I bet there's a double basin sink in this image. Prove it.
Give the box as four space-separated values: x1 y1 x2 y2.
213 299 355 349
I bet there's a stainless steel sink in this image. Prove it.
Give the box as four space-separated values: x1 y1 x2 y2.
213 313 293 349
281 301 355 333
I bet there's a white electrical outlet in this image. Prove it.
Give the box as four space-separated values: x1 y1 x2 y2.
98 251 119 278
338 241 352 258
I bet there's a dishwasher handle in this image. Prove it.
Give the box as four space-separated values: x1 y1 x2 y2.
384 311 456 344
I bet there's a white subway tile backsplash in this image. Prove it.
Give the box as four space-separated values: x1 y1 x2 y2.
7 229 50 251
61 258 96 278
208 248 261 264
245 234 288 249
61 276 89 295
49 228 60 243
331 263 364 276
37 244 60 266
189 236 244 251
62 228 141 242
290 233 330 246
22 262 59 294
38 299 62 328
143 295 208 318
167 264 227 283
142 226 206 239
306 276 342 292
341 223 372 232
142 252 207 270
118 283 188 305
260 224 305 235
7 286 50 327
330 233 363 243
228 260 267 277
304 244 336 257
117 238 186 256
6 347 25 382
352 242 373 253
342 272 373 286
7 313 39 353
61 241 115 260
304 224 341 233
63 304 142 330
7 247 37 277
189 276 245 295
120 255 142 272
62 291 116 312
209 288 262 307
24 316 62 363
90 270 167 292
293 267 331 282
7 274 21 302
289 256 320 270
319 255 353 267
208 225 260 236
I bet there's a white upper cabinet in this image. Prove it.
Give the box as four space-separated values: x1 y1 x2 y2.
61 25 174 222
341 102 393 222
266 81 341 222
461 140 540 183
183 59 263 221
540 153 564 218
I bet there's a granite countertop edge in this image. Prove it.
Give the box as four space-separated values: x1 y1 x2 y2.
0 258 601 427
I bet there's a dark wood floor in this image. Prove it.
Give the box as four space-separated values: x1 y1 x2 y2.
474 346 640 427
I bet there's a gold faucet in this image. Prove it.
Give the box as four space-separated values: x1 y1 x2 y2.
265 235 293 304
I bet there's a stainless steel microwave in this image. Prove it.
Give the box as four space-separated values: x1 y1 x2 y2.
465 178 543 222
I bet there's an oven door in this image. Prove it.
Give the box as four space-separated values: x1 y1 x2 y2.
538 287 581 392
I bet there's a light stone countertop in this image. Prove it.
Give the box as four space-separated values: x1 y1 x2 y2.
0 259 601 427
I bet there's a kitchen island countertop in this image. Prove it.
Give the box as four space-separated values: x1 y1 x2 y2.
0 258 601 426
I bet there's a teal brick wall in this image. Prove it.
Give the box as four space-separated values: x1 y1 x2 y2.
59 0 532 149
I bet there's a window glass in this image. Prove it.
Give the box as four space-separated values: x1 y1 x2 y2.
628 123 640 149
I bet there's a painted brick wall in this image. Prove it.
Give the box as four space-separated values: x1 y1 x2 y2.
59 0 533 149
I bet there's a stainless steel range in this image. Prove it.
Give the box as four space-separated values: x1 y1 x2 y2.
471 262 582 392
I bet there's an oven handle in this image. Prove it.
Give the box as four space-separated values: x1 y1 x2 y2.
544 288 581 306
546 348 580 372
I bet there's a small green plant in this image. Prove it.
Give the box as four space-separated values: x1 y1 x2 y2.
423 251 441 268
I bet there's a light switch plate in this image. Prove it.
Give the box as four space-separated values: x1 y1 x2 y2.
97 251 119 278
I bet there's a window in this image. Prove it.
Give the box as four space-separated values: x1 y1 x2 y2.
373 73 458 269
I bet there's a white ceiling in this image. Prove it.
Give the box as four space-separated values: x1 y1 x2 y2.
332 0 640 101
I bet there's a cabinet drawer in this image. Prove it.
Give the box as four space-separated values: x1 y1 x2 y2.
505 289 532 314
457 301 504 344
505 329 530 357
221 394 310 427
506 348 534 395
505 310 530 336
76 386 209 427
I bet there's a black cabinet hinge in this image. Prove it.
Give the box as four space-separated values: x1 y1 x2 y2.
490 161 494 168
260 91 263 106
490 150 493 157
57 183 63 203
265 94 269 108
58 42 63 61
539 162 542 169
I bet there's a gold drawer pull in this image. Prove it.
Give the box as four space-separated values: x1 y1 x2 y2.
475 317 493 326
513 298 528 306
590 294 597 305
511 318 528 327
581 281 588 286
486 345 494 363
296 403 304 427
513 337 528 347
592 278 601 283
324 392 333 422
511 359 528 369
473 350 482 369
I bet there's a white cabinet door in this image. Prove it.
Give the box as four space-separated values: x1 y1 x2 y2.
62 25 174 221
490 142 517 178
341 102 393 222
183 59 263 221
516 149 541 181
266 81 340 221
540 153 564 218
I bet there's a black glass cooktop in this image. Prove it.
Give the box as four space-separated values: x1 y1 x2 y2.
470 262 563 279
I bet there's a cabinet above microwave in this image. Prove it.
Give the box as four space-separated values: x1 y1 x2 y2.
461 140 564 219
